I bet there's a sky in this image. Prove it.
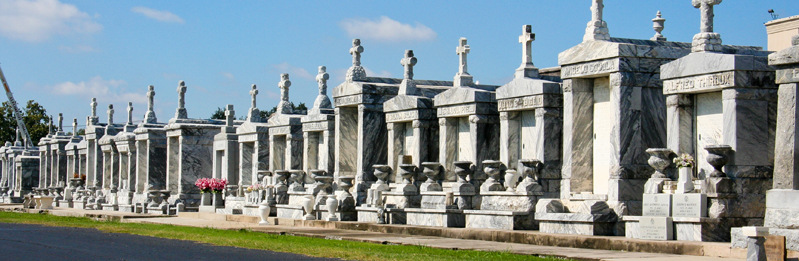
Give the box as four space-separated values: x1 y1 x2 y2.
0 0 795 129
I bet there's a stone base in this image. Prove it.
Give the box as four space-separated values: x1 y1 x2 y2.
242 205 261 217
276 204 304 219
102 204 118 211
538 219 615 236
405 208 464 228
198 205 220 213
623 216 727 241
73 201 86 210
356 206 406 224
765 189 799 229
315 206 356 221
58 200 73 208
463 210 536 230
147 206 166 214
118 204 134 213
732 227 799 252
220 197 245 215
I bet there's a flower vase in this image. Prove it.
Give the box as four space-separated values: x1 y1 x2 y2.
212 192 224 207
326 194 339 221
302 195 315 220
201 192 212 206
676 167 694 193
258 200 271 225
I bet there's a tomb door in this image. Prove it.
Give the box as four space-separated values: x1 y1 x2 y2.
457 117 473 161
307 132 320 170
520 110 537 161
214 150 223 179
402 122 415 157
167 137 179 192
272 135 286 171
694 92 723 179
337 107 358 176
592 77 612 195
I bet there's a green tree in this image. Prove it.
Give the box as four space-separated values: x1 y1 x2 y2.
0 100 50 146
210 107 225 120
260 102 307 119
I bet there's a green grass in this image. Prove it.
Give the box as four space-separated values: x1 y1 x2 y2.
0 211 569 261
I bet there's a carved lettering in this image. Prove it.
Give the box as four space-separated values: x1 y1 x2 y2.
497 96 543 111
334 95 362 106
386 111 419 122
562 60 618 78
437 104 476 117
663 71 734 94
270 126 291 135
302 122 330 132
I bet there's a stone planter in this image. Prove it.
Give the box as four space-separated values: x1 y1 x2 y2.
481 160 504 192
705 145 731 178
676 167 695 193
258 200 270 225
326 194 339 221
200 192 212 206
302 195 315 220
646 148 673 179
420 162 442 192
517 159 543 194
212 192 224 207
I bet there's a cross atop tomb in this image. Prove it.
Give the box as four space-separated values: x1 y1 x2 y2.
14 128 20 146
249 84 258 109
72 118 77 138
277 73 292 114
583 0 610 42
399 50 419 95
346 39 367 81
89 97 99 125
691 0 723 52
48 115 53 135
175 81 188 119
107 104 114 126
57 113 63 133
651 11 667 41
456 38 470 75
515 25 540 79
143 85 157 124
225 104 235 127
312 66 333 111
126 102 133 126
316 66 329 95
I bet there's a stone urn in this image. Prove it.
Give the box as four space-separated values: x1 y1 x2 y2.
504 169 519 192
373 165 391 187
274 170 288 188
646 148 673 179
481 160 504 192
147 189 160 208
200 192 212 206
338 176 354 196
326 194 339 221
301 194 315 220
288 170 305 191
420 162 442 192
516 159 544 194
453 161 474 184
312 171 333 204
159 190 172 210
258 200 270 225
705 145 731 178
398 164 416 185
68 178 79 189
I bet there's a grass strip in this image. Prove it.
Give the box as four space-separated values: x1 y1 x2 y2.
0 211 569 261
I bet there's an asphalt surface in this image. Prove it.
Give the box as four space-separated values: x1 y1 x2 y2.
0 223 340 261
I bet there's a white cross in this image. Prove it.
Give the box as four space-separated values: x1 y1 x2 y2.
279 73 291 101
72 118 77 138
456 38 470 75
591 0 604 22
401 50 417 80
350 39 364 67
225 104 235 127
107 104 114 125
249 84 258 109
147 85 155 112
316 66 329 95
127 102 133 125
519 25 535 66
90 98 97 117
693 0 722 33
176 81 186 109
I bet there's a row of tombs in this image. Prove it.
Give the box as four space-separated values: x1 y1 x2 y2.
3 0 799 252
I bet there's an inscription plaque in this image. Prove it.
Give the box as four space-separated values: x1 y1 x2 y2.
671 193 707 218
639 216 673 240
642 194 672 217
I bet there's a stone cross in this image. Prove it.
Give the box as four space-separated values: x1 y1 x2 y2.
651 11 667 41
456 38 470 75
693 0 721 33
401 50 417 80
126 102 133 125
516 25 540 79
583 0 610 42
316 66 329 95
107 104 114 126
350 39 364 67
143 85 157 124
249 84 258 110
175 81 188 119
691 0 723 52
90 98 97 117
277 73 292 114
72 118 77 138
58 113 63 133
225 104 235 127
48 115 53 135
15 128 19 144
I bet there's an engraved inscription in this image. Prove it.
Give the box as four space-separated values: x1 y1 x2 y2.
562 60 618 78
386 111 419 122
302 122 329 132
663 71 734 94
437 104 475 117
334 95 362 106
497 96 543 111
270 126 291 135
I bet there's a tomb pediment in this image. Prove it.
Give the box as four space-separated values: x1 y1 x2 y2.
235 120 268 135
384 95 433 112
434 86 497 108
559 38 692 67
496 77 561 100
266 113 303 127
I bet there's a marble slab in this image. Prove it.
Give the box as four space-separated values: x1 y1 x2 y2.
638 216 673 240
642 194 672 217
671 193 707 218
405 208 464 228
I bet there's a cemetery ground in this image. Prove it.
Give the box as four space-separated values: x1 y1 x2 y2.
0 211 566 261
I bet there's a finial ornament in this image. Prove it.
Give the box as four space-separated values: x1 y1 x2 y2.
277 74 292 114
72 118 78 138
57 113 64 133
691 0 723 52
583 0 610 42
399 50 419 95
225 104 235 127
89 97 99 125
516 25 539 79
143 85 157 124
454 37 475 86
651 11 666 41
346 39 367 81
312 66 333 111
126 102 133 126
107 104 114 126
247 84 261 122
175 81 188 119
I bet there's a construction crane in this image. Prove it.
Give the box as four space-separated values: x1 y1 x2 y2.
0 65 34 148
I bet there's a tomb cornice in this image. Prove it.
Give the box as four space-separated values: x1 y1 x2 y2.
433 87 497 108
496 77 561 100
234 121 269 135
496 93 563 112
661 52 774 81
559 39 692 67
384 95 434 112
663 71 778 95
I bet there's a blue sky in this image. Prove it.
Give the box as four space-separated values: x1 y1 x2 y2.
0 0 795 129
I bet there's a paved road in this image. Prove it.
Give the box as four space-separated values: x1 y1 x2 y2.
0 223 339 261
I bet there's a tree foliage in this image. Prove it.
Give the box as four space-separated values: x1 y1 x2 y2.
0 100 50 146
260 102 307 119
210 107 225 120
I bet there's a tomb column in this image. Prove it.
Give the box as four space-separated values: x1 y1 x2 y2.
721 88 776 177
560 78 594 199
666 94 694 155
536 107 563 195
499 111 520 170
438 118 458 181
468 114 499 183
354 103 387 202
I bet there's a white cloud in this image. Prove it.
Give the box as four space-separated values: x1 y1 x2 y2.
340 16 436 42
131 6 184 24
272 62 314 80
221 71 235 81
57 44 97 53
49 76 147 104
364 67 392 78
0 0 102 42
